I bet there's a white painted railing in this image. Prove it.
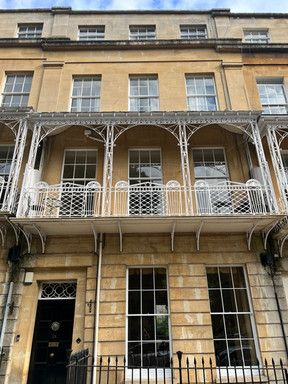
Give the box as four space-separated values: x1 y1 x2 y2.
0 177 5 209
19 179 272 219
21 181 102 218
0 177 19 213
194 179 268 215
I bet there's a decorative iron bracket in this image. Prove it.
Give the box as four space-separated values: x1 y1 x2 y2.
170 221 176 252
0 225 7 248
246 222 259 251
17 225 32 254
5 216 19 245
118 221 123 252
196 221 204 251
91 222 98 254
279 233 288 258
262 220 282 250
33 224 46 254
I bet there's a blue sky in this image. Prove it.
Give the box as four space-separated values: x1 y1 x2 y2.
0 0 287 12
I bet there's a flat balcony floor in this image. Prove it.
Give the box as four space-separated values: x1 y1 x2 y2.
12 214 283 237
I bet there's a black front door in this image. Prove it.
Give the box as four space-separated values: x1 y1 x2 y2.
27 299 75 384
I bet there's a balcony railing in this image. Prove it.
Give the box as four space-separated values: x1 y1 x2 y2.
0 177 18 214
0 177 5 208
19 179 273 219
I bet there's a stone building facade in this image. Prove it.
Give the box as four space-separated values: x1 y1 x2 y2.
0 7 287 384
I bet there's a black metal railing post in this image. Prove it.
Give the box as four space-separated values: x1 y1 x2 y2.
177 351 183 384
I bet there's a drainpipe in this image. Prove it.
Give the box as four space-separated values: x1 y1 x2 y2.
92 233 103 384
0 281 14 364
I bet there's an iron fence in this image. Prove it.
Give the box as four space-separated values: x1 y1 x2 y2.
66 350 288 384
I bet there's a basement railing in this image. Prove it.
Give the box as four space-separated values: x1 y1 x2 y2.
66 350 288 384
20 179 273 219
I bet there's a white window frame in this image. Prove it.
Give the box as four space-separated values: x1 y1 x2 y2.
129 76 159 112
128 148 163 185
206 265 260 369
70 77 101 113
257 78 288 114
192 147 230 183
243 29 269 44
186 75 218 111
61 149 98 185
129 25 156 40
126 266 172 378
78 25 105 40
18 23 43 39
180 24 208 39
1 73 33 108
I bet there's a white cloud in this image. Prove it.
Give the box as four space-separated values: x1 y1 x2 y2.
0 0 287 12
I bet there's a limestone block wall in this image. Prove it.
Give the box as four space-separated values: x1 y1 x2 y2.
97 233 288 364
3 232 288 383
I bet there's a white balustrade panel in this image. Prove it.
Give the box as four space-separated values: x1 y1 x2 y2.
23 181 101 218
21 179 271 219
194 179 268 215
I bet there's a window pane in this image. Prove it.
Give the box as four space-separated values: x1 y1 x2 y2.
142 291 154 314
222 290 236 312
156 316 169 340
85 165 96 179
238 314 253 338
214 340 228 366
207 267 220 288
142 268 154 289
235 289 250 312
63 165 74 179
129 291 140 314
142 342 156 367
225 314 239 338
129 268 140 289
140 151 150 163
128 317 141 340
155 268 167 289
211 314 225 339
228 339 243 366
242 339 258 365
157 342 170 367
155 291 168 314
209 289 223 312
220 267 233 288
74 165 85 179
128 342 141 367
232 267 246 288
65 151 75 164
142 316 155 340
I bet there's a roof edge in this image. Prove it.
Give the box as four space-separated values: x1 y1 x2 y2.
0 7 286 17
